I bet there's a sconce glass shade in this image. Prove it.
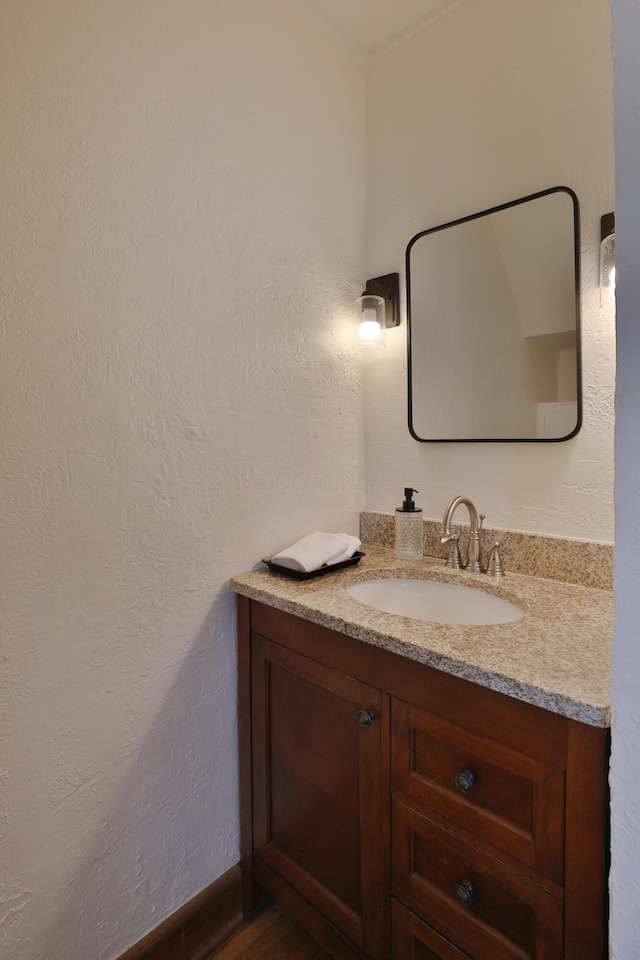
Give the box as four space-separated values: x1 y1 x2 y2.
600 212 615 305
357 293 386 346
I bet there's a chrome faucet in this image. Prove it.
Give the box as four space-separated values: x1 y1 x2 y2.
440 496 484 574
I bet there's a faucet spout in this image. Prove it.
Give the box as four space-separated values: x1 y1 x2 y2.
441 496 483 573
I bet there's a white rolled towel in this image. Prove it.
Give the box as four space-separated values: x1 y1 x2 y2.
271 531 361 573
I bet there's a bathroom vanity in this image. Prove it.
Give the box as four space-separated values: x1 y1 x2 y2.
231 546 611 960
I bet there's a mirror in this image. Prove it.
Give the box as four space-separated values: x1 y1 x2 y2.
406 186 581 442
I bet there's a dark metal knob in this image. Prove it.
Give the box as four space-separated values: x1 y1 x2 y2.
357 710 375 727
454 880 474 908
454 769 475 793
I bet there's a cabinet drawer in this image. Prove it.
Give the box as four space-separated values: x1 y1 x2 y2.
391 699 565 882
392 800 563 960
392 899 473 960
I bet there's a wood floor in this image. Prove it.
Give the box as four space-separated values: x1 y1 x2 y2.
209 904 332 960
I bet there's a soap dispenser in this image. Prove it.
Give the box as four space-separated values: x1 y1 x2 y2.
395 487 423 560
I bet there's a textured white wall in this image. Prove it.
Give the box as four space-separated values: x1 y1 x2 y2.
610 0 640 953
363 0 615 541
0 2 365 957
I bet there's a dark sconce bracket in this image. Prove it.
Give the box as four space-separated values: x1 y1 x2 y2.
363 273 400 328
601 212 615 243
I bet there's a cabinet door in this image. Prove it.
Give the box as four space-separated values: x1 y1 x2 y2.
251 632 387 959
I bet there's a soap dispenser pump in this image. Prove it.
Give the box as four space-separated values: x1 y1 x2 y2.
395 487 423 560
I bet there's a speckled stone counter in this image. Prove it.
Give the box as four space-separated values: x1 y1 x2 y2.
230 545 613 727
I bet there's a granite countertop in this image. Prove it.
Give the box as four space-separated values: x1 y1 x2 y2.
230 545 613 727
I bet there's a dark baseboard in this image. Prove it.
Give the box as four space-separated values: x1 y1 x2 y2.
118 864 243 960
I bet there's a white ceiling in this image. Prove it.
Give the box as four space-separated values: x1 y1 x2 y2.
294 0 464 59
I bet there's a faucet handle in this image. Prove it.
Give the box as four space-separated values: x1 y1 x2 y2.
441 534 463 570
485 542 504 578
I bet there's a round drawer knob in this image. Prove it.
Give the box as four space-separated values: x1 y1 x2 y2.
454 769 475 793
454 880 474 908
357 710 375 727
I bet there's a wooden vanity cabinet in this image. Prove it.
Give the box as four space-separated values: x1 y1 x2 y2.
238 597 609 960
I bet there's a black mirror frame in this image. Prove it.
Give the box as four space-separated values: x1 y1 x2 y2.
406 185 582 443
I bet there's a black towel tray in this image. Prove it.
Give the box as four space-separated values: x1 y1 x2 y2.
262 551 365 580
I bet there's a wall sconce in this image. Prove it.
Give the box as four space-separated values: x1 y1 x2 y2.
600 212 615 304
357 273 400 346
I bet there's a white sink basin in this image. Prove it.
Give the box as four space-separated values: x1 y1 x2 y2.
346 578 524 626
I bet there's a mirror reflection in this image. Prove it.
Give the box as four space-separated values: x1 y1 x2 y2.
407 186 581 441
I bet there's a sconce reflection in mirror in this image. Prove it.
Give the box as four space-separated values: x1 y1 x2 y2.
357 273 399 346
600 212 615 305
